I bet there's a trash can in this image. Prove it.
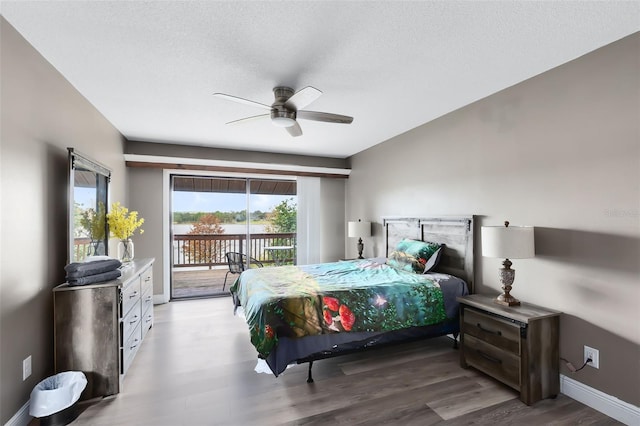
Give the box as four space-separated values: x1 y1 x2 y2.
29 371 87 426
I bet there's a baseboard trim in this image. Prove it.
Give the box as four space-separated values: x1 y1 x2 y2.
560 374 640 425
5 400 31 426
153 294 169 305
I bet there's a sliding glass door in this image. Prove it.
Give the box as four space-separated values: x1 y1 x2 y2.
170 175 296 299
249 180 297 267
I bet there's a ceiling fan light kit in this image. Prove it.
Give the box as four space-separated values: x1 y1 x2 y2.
213 86 353 137
270 108 297 128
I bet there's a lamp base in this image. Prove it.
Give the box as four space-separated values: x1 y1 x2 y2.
495 259 520 306
495 293 521 306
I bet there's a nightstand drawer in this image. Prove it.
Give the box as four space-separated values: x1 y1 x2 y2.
463 308 521 355
463 334 520 390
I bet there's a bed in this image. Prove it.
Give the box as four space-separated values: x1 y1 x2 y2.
230 216 475 382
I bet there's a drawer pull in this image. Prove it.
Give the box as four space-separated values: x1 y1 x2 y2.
129 315 139 324
477 323 502 336
144 277 151 282
129 291 139 299
130 340 139 350
476 349 503 364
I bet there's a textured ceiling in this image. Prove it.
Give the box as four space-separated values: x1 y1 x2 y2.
1 1 638 158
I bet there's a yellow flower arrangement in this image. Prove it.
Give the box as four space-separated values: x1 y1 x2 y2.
106 202 145 240
79 202 106 241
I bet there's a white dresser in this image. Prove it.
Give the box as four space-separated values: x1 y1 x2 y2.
53 258 154 399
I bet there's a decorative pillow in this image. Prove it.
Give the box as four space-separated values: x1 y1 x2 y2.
386 250 422 273
422 245 444 273
386 239 441 273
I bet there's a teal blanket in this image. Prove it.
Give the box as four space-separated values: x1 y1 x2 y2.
231 259 447 358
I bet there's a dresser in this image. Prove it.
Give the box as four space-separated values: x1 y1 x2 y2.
53 258 154 399
457 294 561 405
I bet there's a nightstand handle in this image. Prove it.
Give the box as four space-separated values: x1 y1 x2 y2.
477 350 502 364
477 323 502 336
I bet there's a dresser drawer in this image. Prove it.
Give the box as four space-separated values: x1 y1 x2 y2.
463 308 521 355
122 322 142 375
141 309 153 339
122 277 141 316
141 287 153 318
141 285 154 338
121 299 141 343
463 334 520 390
141 267 153 293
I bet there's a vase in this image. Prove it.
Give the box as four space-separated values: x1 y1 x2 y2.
89 240 105 256
117 239 134 263
88 240 99 256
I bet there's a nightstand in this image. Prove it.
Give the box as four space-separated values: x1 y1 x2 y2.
457 294 561 405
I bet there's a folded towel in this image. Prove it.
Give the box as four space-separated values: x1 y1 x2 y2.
67 269 122 286
65 259 122 278
82 255 113 262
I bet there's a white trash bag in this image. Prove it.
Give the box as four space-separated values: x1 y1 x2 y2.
29 371 87 418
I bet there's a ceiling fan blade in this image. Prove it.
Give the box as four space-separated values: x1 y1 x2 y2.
213 93 272 110
297 110 353 124
286 121 303 137
284 86 322 110
225 113 270 126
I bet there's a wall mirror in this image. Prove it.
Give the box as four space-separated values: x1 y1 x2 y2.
68 148 111 263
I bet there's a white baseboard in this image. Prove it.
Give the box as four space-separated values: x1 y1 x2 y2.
153 294 169 304
4 400 31 426
561 374 640 425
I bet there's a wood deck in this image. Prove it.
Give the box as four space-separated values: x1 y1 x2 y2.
171 263 288 299
171 267 234 298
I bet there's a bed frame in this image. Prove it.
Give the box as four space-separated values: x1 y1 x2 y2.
297 215 476 382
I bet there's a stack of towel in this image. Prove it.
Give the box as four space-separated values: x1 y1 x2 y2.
65 257 122 286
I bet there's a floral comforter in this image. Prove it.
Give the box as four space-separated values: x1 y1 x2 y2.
231 259 447 359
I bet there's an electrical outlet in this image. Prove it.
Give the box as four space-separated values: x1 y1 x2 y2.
584 345 599 369
22 356 32 380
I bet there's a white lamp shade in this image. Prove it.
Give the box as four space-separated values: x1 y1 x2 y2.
348 220 371 238
481 225 535 259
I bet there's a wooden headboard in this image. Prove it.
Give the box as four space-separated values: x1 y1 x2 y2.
383 216 476 293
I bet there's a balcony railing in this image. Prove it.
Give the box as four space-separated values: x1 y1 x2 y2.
173 233 296 267
72 237 93 262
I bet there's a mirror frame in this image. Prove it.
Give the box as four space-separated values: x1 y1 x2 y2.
68 148 112 263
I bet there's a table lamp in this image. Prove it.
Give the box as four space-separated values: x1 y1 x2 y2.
481 221 535 306
348 219 371 259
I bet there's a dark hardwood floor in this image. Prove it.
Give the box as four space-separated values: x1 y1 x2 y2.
56 297 619 426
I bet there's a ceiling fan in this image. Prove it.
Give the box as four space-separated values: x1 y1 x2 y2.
213 86 353 137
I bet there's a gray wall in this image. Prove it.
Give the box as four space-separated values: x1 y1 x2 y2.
127 167 164 295
346 34 639 406
0 19 127 423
